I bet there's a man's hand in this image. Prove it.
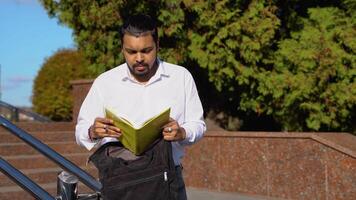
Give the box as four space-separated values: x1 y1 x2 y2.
89 117 121 140
162 118 186 141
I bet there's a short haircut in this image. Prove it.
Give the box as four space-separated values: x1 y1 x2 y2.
120 14 158 45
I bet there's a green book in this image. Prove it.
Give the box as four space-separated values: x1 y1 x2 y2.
105 108 171 155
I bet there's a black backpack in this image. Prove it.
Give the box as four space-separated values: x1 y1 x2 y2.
89 138 179 200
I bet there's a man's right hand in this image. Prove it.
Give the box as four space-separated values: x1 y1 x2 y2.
89 117 122 140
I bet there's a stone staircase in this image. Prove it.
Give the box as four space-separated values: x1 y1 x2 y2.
0 122 98 199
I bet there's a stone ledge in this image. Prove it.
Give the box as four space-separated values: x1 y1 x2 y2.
204 131 356 159
70 79 94 85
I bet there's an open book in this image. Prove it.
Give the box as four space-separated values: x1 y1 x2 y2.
105 108 171 155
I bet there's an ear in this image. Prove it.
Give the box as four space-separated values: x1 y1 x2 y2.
121 38 124 53
121 44 124 54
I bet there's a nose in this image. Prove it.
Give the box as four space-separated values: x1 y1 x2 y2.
136 53 144 63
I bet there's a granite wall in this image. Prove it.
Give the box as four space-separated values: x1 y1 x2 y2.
71 80 356 200
71 79 94 122
182 132 356 200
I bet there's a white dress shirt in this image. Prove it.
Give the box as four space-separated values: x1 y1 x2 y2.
75 59 206 165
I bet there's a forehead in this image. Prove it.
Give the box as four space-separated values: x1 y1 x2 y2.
122 33 155 48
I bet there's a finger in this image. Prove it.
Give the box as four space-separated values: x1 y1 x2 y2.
98 123 108 129
163 134 176 141
96 127 121 138
104 125 121 134
94 124 112 133
100 133 120 138
93 124 107 132
162 131 170 136
89 125 99 139
162 120 177 129
106 129 122 138
94 127 107 138
109 126 121 133
163 127 177 133
95 117 114 125
162 130 177 137
106 126 121 136
95 122 118 131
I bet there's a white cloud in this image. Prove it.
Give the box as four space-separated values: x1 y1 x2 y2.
8 76 32 82
14 0 37 4
2 76 33 90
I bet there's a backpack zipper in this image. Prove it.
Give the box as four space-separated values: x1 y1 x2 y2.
164 171 168 181
107 171 169 190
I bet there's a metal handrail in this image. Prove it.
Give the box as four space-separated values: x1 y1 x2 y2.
0 116 102 192
0 100 51 122
0 157 55 200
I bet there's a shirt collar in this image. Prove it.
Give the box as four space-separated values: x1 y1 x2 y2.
121 58 170 83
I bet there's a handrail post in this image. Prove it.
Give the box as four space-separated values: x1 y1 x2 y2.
57 171 78 200
12 107 19 122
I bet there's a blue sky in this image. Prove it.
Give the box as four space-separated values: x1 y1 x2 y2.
0 0 74 107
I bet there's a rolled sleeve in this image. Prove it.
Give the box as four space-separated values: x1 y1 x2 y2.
75 83 104 151
179 70 206 146
180 120 205 145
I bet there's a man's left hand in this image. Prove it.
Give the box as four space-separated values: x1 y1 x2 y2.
162 118 186 141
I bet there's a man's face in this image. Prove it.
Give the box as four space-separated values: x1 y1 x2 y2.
122 33 158 81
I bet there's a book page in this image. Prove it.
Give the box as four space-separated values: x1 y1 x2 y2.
142 108 171 127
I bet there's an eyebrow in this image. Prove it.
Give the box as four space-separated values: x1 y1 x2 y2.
124 46 154 53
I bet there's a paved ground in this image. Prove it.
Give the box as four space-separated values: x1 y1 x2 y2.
187 188 283 200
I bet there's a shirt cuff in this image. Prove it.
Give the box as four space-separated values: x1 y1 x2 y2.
178 125 196 146
76 125 100 151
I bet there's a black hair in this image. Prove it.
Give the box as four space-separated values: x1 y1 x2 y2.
120 14 158 45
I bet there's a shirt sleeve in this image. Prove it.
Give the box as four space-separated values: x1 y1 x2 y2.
75 82 105 150
179 70 206 146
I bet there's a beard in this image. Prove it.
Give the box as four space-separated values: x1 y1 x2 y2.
128 59 158 79
128 62 150 77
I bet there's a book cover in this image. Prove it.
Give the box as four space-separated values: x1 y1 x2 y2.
105 108 171 155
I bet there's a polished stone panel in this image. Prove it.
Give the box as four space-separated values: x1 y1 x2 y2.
324 146 356 200
267 139 326 200
183 137 221 190
218 138 268 195
182 134 355 200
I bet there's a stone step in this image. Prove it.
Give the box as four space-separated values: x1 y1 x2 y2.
2 153 91 170
0 166 98 187
0 126 98 200
0 181 96 200
0 122 75 133
0 142 87 156
0 131 75 143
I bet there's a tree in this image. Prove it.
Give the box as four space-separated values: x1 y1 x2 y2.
32 49 94 121
39 0 355 132
186 1 281 130
186 1 355 132
264 7 356 131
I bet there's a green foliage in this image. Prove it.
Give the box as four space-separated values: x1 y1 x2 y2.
187 1 355 132
265 7 356 131
32 49 94 121
188 0 280 88
39 0 355 132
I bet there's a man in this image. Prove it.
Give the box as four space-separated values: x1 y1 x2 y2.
75 14 206 199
